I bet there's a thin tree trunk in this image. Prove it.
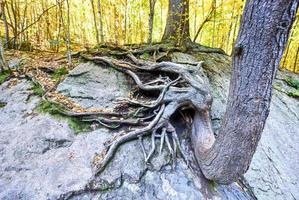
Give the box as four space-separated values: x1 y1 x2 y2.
0 39 9 73
160 0 163 36
193 1 222 43
56 0 63 52
128 3 132 44
124 0 127 43
65 0 71 66
148 0 157 44
294 46 299 72
90 0 100 45
225 0 236 52
199 0 204 41
193 0 197 38
113 5 118 44
97 0 104 43
192 0 299 184
138 1 142 43
231 14 239 52
10 0 18 48
1 0 9 48
211 0 216 47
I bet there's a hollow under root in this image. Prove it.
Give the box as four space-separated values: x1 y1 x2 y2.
92 102 190 175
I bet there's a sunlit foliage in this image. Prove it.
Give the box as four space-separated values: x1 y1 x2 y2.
0 0 298 72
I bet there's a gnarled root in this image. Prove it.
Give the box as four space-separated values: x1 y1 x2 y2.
87 54 214 176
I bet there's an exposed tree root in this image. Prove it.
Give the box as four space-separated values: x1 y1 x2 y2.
78 53 215 175
21 46 216 181
90 42 227 61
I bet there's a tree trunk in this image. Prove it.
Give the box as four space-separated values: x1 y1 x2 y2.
162 0 190 45
148 0 156 44
294 45 299 72
56 0 63 52
0 39 9 73
192 0 299 184
90 0 100 45
97 0 104 43
65 0 71 66
0 0 10 48
10 0 18 48
124 0 127 43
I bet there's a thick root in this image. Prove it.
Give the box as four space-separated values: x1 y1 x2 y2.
23 47 215 177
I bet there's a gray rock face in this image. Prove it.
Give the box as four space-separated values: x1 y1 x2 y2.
194 52 299 200
57 62 130 109
0 53 298 200
245 91 299 200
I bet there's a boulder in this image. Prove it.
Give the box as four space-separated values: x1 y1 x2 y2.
57 62 131 109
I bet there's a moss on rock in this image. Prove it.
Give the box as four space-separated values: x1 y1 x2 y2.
37 100 92 134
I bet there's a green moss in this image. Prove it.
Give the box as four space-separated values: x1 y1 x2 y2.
285 76 299 89
0 70 11 85
273 82 283 91
68 118 92 133
274 82 299 98
287 89 299 98
208 180 217 192
141 52 150 60
0 102 6 108
36 100 92 134
32 83 45 97
51 66 69 83
37 100 61 114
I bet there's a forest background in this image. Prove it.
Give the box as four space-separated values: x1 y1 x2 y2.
0 0 298 73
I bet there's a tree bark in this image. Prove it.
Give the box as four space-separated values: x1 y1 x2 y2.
97 0 104 43
65 0 71 66
294 45 299 72
148 0 157 44
162 0 190 45
90 0 100 45
0 39 9 73
0 0 9 48
192 0 299 184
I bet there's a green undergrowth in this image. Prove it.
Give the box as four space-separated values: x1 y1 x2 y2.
51 66 69 83
287 89 299 98
274 80 299 98
140 52 150 60
31 82 45 97
285 76 299 89
208 180 218 192
0 102 6 108
284 76 299 98
0 70 11 85
36 100 92 134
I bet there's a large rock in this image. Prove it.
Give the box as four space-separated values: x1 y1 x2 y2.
57 62 131 109
0 52 298 200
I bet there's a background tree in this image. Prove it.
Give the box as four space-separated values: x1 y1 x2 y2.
91 0 100 45
192 0 299 184
0 0 9 48
148 0 157 44
65 0 71 65
0 2 8 72
0 0 297 73
0 39 8 73
97 0 104 43
162 0 190 45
